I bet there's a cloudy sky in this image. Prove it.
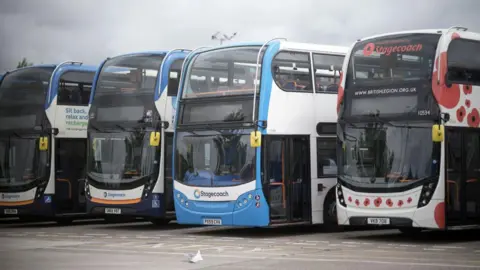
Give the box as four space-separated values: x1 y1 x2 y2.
0 0 479 72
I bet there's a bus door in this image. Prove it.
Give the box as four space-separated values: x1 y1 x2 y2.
55 138 87 213
446 129 480 225
286 136 311 222
263 136 311 223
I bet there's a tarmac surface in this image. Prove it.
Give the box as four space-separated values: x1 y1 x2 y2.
1 218 480 270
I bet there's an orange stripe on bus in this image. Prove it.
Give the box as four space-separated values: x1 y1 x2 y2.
0 200 34 206
90 197 141 205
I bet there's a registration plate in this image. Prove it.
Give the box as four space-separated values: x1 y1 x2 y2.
367 217 390 225
203 218 222 225
105 208 121 214
4 209 18 215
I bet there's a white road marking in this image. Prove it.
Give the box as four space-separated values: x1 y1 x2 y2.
67 235 92 238
44 247 480 268
36 234 58 237
85 233 109 236
424 248 445 251
7 233 26 237
433 245 466 249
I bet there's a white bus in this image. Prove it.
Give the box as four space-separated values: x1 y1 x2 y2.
336 27 480 233
173 40 347 227
0 63 98 224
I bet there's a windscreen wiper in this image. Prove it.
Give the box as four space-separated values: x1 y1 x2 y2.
9 131 22 138
338 117 357 128
368 111 395 127
204 124 223 134
88 122 109 133
115 124 127 132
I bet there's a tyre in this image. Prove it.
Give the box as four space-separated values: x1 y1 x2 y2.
323 191 341 231
398 227 422 235
55 217 74 225
150 218 171 226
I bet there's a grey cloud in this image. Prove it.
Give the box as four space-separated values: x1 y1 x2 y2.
0 0 479 72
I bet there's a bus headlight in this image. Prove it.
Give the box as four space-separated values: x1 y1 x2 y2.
417 181 437 208
337 184 347 207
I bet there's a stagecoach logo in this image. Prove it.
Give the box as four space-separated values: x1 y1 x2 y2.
363 42 423 57
194 189 201 199
103 192 126 199
193 189 229 199
1 194 20 200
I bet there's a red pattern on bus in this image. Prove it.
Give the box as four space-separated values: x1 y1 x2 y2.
432 52 461 109
337 71 344 113
434 202 445 229
457 106 466 122
467 108 480 127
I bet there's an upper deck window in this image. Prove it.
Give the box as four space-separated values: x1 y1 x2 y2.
272 51 313 92
346 33 440 88
183 46 264 99
57 71 95 106
167 59 183 97
0 67 52 108
313 53 344 93
447 38 480 85
0 67 54 131
91 54 164 124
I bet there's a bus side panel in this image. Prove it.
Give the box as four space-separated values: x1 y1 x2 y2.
311 93 338 224
44 98 56 196
153 90 167 195
54 104 89 138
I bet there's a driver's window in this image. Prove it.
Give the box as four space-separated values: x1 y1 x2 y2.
313 53 344 93
447 39 480 86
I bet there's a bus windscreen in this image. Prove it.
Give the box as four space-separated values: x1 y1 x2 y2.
183 46 264 99
346 33 440 88
0 67 54 131
91 54 164 125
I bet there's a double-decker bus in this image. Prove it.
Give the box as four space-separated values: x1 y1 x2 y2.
86 50 188 224
336 27 480 233
173 41 347 227
0 63 98 224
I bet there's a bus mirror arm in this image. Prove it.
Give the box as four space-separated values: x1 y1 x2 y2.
444 70 452 88
441 112 450 123
254 120 267 129
51 128 59 136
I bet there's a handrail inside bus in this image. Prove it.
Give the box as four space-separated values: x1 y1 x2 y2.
252 37 287 127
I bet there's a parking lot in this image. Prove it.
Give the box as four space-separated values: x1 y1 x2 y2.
1 219 480 270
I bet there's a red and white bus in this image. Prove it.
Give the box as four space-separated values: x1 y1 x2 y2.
336 27 480 233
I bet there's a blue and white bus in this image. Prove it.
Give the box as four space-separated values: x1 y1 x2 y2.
173 41 347 227
0 63 98 224
86 50 189 224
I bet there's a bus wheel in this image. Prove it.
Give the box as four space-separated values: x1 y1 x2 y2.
323 192 339 231
150 218 171 226
398 227 422 235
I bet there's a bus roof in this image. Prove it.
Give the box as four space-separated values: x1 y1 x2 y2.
192 40 348 54
356 29 446 43
104 50 190 60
